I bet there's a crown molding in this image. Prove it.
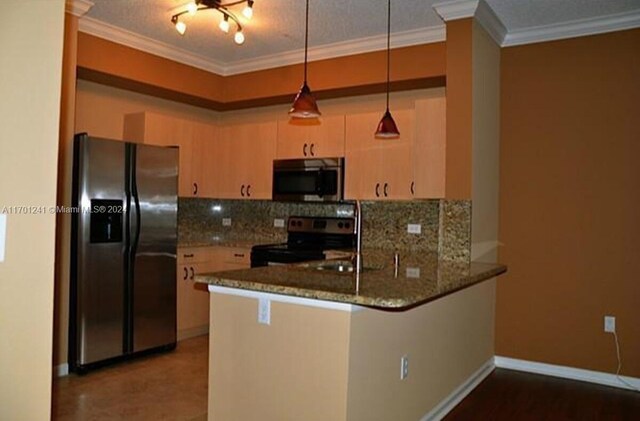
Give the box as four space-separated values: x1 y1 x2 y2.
225 26 446 75
433 0 478 22
65 0 94 17
474 0 507 45
78 16 227 75
78 16 445 76
503 9 640 47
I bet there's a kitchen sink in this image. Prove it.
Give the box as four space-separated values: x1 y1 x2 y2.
299 260 382 273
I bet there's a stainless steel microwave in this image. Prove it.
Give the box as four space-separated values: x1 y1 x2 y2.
272 158 344 202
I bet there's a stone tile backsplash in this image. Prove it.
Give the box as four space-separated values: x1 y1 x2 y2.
179 198 471 261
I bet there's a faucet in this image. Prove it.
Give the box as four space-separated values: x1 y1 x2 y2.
353 200 363 274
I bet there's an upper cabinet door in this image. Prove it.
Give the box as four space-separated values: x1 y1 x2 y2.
216 122 277 200
192 121 218 198
413 97 446 199
345 109 414 200
276 115 345 159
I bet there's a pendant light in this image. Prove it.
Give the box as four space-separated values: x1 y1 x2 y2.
289 0 321 119
375 0 400 139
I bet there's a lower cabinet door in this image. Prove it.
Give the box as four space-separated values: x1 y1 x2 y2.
176 264 210 338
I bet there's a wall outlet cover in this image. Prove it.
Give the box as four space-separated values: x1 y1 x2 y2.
406 267 421 278
407 224 422 234
258 297 271 325
604 316 616 333
274 218 285 228
401 355 409 380
0 214 6 262
222 218 232 227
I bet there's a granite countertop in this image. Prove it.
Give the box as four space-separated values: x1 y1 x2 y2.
178 235 274 249
195 249 507 310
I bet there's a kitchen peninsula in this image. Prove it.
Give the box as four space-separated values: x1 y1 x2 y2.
196 249 506 421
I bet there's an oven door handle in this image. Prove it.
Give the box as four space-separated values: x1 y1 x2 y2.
315 168 325 198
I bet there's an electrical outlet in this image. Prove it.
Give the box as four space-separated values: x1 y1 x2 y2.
406 267 420 278
407 224 421 234
604 316 616 333
400 355 409 380
222 218 232 227
0 214 6 262
273 218 285 228
258 298 270 325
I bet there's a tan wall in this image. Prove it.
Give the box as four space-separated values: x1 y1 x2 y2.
208 281 495 421
209 294 352 421
53 12 79 369
346 281 496 421
471 21 501 262
0 1 65 419
497 28 640 376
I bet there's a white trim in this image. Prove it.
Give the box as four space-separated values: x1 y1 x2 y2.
78 15 443 76
65 0 94 17
225 26 446 75
54 363 69 378
502 10 640 47
494 356 640 391
474 0 507 46
421 358 495 421
433 0 479 22
208 285 364 312
78 16 227 75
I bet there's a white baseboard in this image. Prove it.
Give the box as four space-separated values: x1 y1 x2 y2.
494 356 640 391
177 325 209 341
421 358 495 421
54 363 69 378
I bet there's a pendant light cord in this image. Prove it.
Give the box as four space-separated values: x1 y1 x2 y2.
386 0 391 111
304 0 310 83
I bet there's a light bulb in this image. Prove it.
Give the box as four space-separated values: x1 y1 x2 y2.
219 17 230 33
175 21 187 35
234 30 245 45
186 1 198 16
242 5 253 20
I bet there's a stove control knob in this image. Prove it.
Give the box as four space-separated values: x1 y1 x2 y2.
345 222 351 229
338 222 344 229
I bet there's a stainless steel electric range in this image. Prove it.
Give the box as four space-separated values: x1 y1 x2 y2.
250 216 356 267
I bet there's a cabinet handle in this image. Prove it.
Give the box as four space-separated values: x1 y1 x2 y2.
189 267 195 280
233 253 245 258
411 181 415 195
193 183 198 196
310 143 315 156
183 253 194 258
303 143 308 157
375 183 380 197
246 184 251 197
384 183 389 197
240 184 245 197
183 267 188 280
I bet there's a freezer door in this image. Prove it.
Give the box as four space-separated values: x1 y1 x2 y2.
131 143 178 352
74 136 127 366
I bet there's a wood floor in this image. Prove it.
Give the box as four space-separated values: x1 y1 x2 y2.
53 337 640 420
52 335 208 421
446 368 640 420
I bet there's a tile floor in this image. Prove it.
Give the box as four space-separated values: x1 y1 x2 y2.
52 335 208 421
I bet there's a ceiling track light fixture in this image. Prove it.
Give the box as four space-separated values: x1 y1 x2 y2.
375 0 400 139
289 0 321 119
171 0 254 45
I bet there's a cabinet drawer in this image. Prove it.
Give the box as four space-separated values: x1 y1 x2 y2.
220 247 251 266
178 247 213 264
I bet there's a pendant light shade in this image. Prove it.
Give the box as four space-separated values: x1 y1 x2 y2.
289 0 321 119
375 109 400 139
375 0 399 139
289 82 321 118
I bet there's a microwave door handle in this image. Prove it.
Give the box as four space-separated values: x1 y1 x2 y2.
315 168 324 197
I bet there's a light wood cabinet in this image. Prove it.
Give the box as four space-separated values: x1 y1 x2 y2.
412 97 447 198
217 122 277 199
276 115 345 159
123 112 217 198
176 246 251 340
345 109 415 200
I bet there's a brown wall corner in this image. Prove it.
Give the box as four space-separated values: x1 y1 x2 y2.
444 18 473 199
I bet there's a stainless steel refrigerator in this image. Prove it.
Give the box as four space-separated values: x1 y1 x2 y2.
70 134 178 373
